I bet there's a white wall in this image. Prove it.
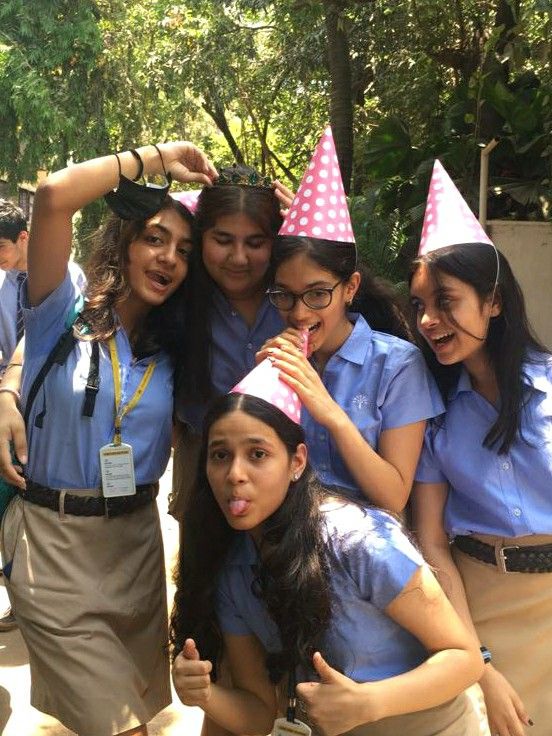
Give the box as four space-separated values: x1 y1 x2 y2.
488 220 552 349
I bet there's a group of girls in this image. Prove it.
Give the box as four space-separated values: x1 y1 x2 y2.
0 131 549 736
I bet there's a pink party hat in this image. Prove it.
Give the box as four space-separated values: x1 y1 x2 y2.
171 189 201 214
231 332 308 424
419 160 494 255
279 127 355 243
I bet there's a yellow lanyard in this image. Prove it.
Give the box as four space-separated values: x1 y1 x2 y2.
108 336 156 445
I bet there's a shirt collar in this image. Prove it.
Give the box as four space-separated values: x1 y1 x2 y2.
449 354 551 400
213 287 272 323
334 313 372 366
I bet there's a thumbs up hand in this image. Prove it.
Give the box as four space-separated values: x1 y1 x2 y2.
296 652 379 736
172 638 214 707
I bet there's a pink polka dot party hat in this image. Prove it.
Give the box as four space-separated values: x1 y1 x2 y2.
230 331 308 424
279 126 355 243
419 160 494 255
171 189 201 214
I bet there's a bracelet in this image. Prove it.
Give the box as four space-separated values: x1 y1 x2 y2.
153 143 169 179
129 149 144 181
480 645 492 664
5 362 23 370
0 387 21 403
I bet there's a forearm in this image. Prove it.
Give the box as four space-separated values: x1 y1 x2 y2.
326 409 408 511
0 340 24 391
203 682 275 735
366 647 483 721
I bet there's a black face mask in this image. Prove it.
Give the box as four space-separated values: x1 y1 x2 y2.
104 173 173 221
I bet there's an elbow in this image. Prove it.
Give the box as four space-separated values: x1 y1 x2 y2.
34 176 71 215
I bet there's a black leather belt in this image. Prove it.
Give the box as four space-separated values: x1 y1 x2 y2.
454 534 552 573
20 479 158 518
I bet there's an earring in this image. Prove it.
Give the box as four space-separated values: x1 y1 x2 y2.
293 472 300 481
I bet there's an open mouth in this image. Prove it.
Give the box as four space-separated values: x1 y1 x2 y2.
148 271 171 287
228 498 251 517
431 332 454 348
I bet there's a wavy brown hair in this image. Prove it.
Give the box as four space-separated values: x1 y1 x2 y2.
79 197 194 359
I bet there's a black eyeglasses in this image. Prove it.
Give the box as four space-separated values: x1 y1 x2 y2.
267 280 344 311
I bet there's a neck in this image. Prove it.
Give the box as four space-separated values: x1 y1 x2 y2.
115 297 151 338
464 350 499 404
15 248 27 272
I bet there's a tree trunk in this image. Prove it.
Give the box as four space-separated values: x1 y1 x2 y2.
202 93 245 164
323 0 353 193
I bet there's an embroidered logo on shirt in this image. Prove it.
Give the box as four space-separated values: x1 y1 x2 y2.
352 393 370 411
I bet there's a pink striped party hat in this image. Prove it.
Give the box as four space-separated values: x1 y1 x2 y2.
419 160 494 255
231 332 308 424
171 189 201 214
279 127 355 243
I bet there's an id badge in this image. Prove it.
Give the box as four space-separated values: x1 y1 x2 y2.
271 718 311 736
99 443 136 497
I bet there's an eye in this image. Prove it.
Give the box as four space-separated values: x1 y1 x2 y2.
410 298 423 311
437 296 452 309
214 237 232 246
209 449 229 462
178 247 191 260
309 289 329 298
246 238 267 250
145 234 163 246
250 448 268 460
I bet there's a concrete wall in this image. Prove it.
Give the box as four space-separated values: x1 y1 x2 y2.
488 220 552 348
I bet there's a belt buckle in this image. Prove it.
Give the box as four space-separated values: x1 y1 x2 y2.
497 544 519 573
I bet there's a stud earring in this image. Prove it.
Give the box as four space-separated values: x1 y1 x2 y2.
293 472 300 481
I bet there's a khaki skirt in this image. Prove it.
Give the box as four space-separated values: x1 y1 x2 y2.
303 693 479 736
453 534 552 735
1 493 171 736
168 419 201 522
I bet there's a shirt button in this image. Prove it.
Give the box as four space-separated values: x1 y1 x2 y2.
247 343 253 350
513 507 522 517
231 311 237 317
319 433 325 440
502 462 510 470
320 464 328 471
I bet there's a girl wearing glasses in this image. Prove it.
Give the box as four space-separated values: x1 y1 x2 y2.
260 235 442 513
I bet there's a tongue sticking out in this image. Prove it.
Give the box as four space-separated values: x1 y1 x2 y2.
229 499 250 516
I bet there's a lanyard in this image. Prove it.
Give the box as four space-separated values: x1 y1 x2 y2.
108 336 156 445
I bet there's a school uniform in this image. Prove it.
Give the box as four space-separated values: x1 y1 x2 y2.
0 261 85 374
415 355 552 732
170 290 283 519
303 314 443 497
217 503 479 735
1 270 172 735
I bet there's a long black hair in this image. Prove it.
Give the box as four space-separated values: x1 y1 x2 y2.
178 166 283 405
170 393 332 683
410 243 550 453
271 237 413 341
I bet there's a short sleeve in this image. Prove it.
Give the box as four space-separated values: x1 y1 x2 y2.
339 510 425 610
23 271 82 360
415 425 448 484
216 566 253 637
380 349 444 430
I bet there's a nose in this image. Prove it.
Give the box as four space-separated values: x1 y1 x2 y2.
227 455 247 485
229 243 248 266
419 306 439 329
289 297 311 323
158 243 177 267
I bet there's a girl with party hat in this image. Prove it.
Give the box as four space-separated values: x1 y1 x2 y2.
258 127 442 513
410 160 552 735
170 358 482 735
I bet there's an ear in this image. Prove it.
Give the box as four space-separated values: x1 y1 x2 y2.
489 288 502 318
16 230 28 247
290 442 307 481
344 271 361 303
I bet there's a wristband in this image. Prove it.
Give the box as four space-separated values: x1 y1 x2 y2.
480 645 492 664
129 149 144 181
0 387 21 403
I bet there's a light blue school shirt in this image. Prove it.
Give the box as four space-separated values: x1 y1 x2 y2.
21 271 174 489
415 356 552 537
303 314 444 496
176 288 284 429
217 504 428 682
0 262 85 372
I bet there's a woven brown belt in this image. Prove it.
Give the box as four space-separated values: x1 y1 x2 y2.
20 479 159 518
454 534 552 573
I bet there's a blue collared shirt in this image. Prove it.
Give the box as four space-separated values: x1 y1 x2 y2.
21 271 174 489
217 504 427 682
415 355 552 537
0 262 85 373
176 289 284 428
303 315 444 496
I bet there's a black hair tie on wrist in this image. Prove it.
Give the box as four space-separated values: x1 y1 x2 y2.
104 146 172 221
129 149 144 181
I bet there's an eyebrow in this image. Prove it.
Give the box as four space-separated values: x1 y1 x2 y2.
274 280 334 290
208 436 272 448
212 228 267 239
